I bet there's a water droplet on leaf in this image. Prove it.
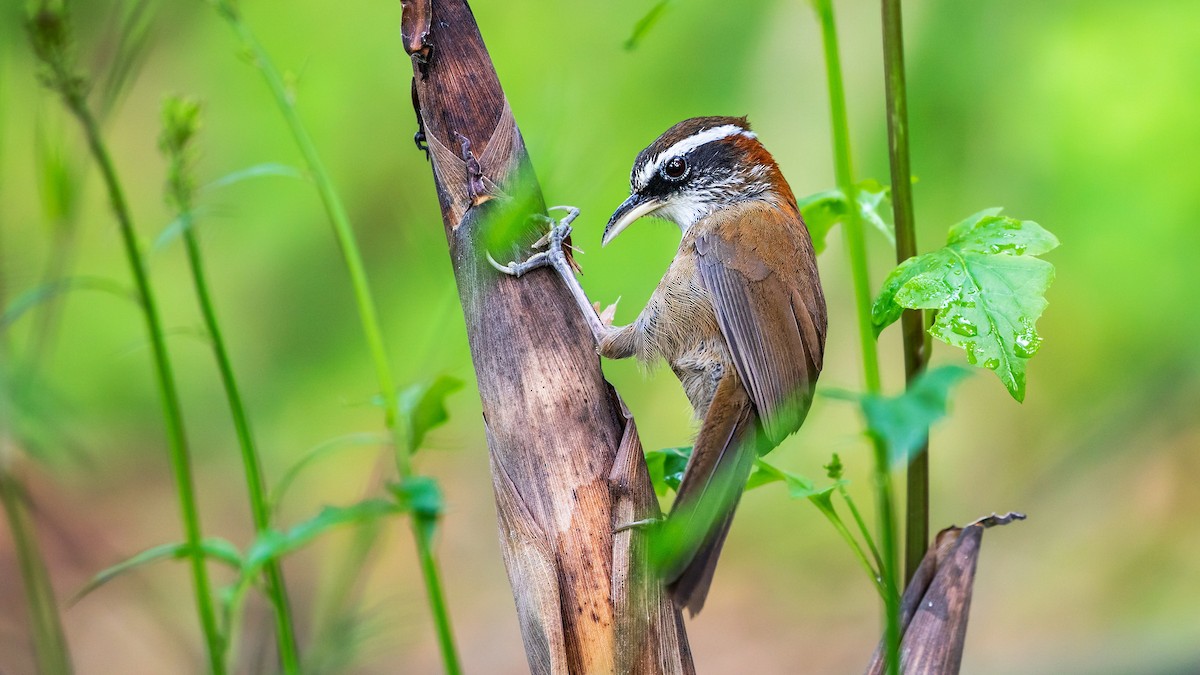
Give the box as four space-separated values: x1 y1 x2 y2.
949 315 978 337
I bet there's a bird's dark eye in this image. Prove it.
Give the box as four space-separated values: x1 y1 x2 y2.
662 156 688 180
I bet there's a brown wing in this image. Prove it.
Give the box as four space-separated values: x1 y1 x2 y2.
693 201 827 445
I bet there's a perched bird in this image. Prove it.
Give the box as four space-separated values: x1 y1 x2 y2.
492 116 827 615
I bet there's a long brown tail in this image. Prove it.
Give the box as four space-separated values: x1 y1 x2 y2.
663 373 762 616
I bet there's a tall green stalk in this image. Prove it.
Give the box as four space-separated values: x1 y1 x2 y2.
810 1 900 672
210 3 461 672
160 97 300 673
25 8 225 672
0 470 73 675
1 34 72 675
880 0 930 585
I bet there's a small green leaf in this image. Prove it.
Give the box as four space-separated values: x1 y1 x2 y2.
2 277 137 331
859 366 972 467
73 538 242 604
872 209 1059 401
644 446 692 496
201 162 307 192
245 500 404 571
750 458 817 497
398 376 464 454
805 484 839 518
269 432 390 514
97 0 156 119
645 448 816 496
797 180 895 255
34 122 83 229
625 0 674 50
390 476 444 520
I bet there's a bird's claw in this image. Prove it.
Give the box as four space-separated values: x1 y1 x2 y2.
614 516 665 534
487 205 580 277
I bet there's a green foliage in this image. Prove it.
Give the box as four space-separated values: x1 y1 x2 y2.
244 501 404 573
96 0 156 120
34 122 82 230
159 95 202 211
0 471 73 675
625 0 674 50
747 458 820 497
797 179 895 255
644 446 691 496
202 162 307 191
151 162 307 253
397 376 463 454
859 366 972 467
1 277 136 332
270 433 389 514
823 453 844 480
644 446 818 496
873 209 1059 401
390 477 445 521
72 538 243 605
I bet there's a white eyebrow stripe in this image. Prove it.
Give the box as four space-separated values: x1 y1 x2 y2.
635 124 757 188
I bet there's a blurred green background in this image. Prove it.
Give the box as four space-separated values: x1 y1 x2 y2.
2 0 1199 673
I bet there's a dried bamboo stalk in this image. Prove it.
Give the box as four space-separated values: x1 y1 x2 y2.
400 2 694 672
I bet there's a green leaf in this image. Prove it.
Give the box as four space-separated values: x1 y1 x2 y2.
2 277 137 331
34 121 83 229
859 366 972 467
804 484 840 519
872 209 1059 401
269 432 390 514
244 500 404 572
72 538 242 604
625 0 674 50
644 446 692 496
397 376 464 454
751 458 818 498
150 163 306 253
389 476 444 520
97 0 156 120
645 447 817 496
201 162 307 192
797 179 895 255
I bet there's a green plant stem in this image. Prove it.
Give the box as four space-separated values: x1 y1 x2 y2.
812 500 884 598
174 206 300 670
880 0 931 585
55 87 225 675
214 2 398 433
0 470 73 675
0 88 70 672
213 5 460 672
413 517 457 666
837 483 884 573
811 1 900 672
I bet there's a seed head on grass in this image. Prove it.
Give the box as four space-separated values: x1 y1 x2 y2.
159 95 202 208
26 4 87 103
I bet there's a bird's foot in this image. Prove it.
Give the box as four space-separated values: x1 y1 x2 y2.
614 516 666 534
487 205 579 277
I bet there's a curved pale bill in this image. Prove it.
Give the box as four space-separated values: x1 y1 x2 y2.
602 195 663 247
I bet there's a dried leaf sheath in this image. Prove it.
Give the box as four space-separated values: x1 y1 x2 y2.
401 1 693 672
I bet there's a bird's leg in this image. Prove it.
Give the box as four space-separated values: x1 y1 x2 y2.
488 206 613 345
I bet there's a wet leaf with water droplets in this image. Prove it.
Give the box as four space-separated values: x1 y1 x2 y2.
872 209 1059 401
